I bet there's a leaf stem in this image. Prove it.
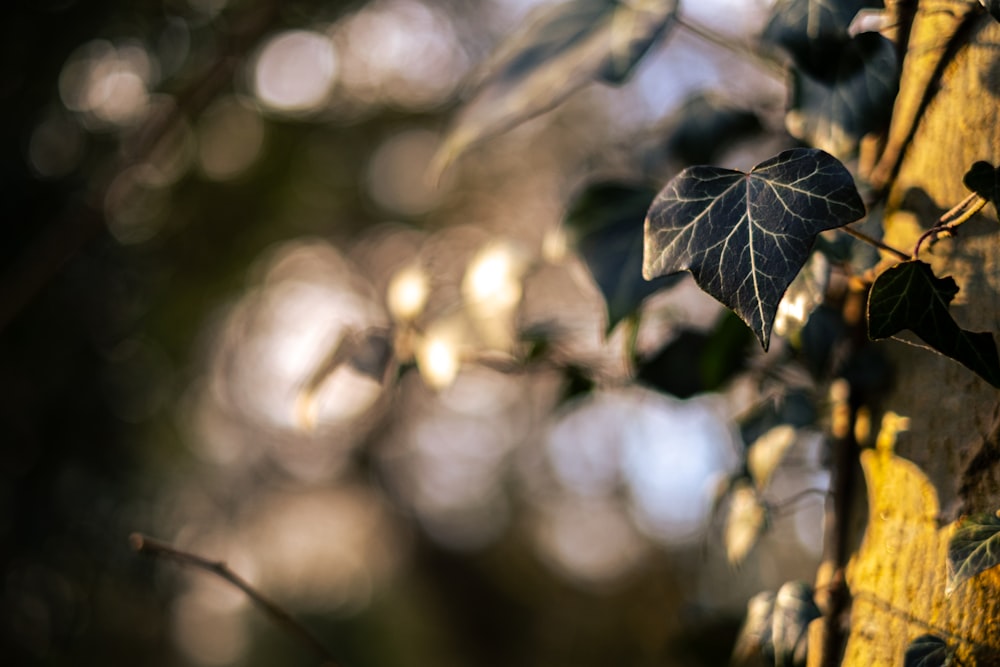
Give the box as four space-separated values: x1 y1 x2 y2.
913 193 987 258
839 225 910 261
130 533 342 667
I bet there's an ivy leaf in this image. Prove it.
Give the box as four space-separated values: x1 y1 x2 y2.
785 33 899 158
867 260 1000 388
565 182 681 329
730 582 819 667
643 147 865 350
962 160 1000 205
904 635 955 667
904 634 957 667
764 0 882 79
771 581 821 667
947 511 1000 594
432 0 678 173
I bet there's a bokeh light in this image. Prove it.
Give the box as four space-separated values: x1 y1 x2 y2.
196 96 265 181
332 0 467 112
252 30 338 114
365 128 443 215
59 39 157 128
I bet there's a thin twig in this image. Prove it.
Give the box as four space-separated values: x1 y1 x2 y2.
839 225 911 261
130 533 342 667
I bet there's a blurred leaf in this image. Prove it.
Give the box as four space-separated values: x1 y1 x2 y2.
564 181 681 329
732 590 777 667
867 260 1000 388
785 33 899 158
700 310 757 388
797 304 848 377
771 580 820 667
643 147 865 350
739 389 817 446
663 93 762 166
724 480 768 566
904 634 957 667
764 0 882 79
731 581 819 667
947 511 1000 594
432 0 678 173
747 424 797 492
962 160 1000 210
636 311 754 398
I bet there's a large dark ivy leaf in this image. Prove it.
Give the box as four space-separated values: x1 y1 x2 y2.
432 0 678 173
947 511 1000 594
867 260 1000 388
565 182 681 329
642 147 865 350
904 634 957 667
785 33 899 158
764 0 882 79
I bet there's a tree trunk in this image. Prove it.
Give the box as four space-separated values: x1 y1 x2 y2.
834 3 1000 665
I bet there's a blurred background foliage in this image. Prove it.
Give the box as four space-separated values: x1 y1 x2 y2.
1 0 837 665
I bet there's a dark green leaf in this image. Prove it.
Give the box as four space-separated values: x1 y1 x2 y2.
565 182 681 329
947 511 1000 593
867 260 1000 388
785 33 899 158
962 160 1000 204
904 634 956 667
433 0 678 172
764 0 882 79
643 147 865 350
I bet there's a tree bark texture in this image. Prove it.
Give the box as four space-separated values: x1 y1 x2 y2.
839 3 1000 665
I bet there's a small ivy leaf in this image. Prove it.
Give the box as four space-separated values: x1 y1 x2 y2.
867 260 1000 388
565 182 681 329
785 33 899 158
724 480 768 565
432 0 678 174
947 511 1000 594
763 0 882 79
904 634 957 667
980 0 1000 23
962 160 1000 205
771 580 821 667
643 147 865 350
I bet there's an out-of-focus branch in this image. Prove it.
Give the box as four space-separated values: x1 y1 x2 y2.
130 533 342 667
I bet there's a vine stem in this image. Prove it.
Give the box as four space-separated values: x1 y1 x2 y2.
839 225 911 261
913 193 987 258
130 533 342 667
